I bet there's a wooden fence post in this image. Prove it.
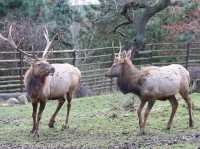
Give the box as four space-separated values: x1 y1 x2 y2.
186 42 190 69
73 49 77 66
110 50 114 92
110 43 115 92
19 51 24 92
150 44 153 65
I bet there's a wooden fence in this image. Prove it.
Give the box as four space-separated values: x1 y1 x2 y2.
0 42 200 94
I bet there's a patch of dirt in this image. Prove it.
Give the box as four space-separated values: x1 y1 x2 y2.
135 132 200 148
110 132 200 148
0 132 200 149
0 117 21 126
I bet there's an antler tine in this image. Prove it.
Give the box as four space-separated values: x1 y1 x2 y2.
8 25 17 49
0 25 36 59
118 41 122 58
0 32 9 41
42 26 56 59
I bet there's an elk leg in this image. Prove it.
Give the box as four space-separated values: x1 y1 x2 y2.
137 100 146 135
33 101 46 137
141 100 155 132
62 93 72 129
31 102 38 134
191 80 197 93
166 96 178 129
180 92 193 127
48 99 65 128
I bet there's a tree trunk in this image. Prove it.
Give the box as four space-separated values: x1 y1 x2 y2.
134 0 171 50
119 0 171 52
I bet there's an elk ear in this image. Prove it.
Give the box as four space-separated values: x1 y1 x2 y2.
126 50 132 59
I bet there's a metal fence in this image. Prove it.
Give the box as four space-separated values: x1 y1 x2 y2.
0 42 200 94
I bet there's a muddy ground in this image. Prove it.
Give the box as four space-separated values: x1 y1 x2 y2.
0 132 200 149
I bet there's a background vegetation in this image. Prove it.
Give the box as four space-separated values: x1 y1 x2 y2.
0 0 199 52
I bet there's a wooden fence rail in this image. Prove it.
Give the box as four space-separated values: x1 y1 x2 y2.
0 42 200 94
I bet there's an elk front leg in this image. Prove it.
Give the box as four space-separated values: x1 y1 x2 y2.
31 102 38 134
49 99 65 128
33 101 46 137
137 100 146 135
141 100 155 133
62 93 72 130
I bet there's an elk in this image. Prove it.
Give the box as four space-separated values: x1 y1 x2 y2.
0 25 81 137
105 48 193 135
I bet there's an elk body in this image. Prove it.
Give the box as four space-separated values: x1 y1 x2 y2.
0 26 81 137
24 61 81 136
105 50 193 134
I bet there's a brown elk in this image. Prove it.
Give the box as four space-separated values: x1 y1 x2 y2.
0 25 81 137
105 48 193 135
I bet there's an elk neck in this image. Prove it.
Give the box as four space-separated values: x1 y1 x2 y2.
26 69 47 99
117 59 142 96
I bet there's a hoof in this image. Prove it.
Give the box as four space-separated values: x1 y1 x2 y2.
48 120 55 128
32 130 39 138
61 124 69 131
30 127 36 134
137 128 145 136
189 123 194 128
166 124 171 130
33 133 39 138
189 120 194 128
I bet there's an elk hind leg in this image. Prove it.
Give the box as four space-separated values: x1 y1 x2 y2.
166 96 178 129
62 92 72 129
49 99 65 128
180 90 193 127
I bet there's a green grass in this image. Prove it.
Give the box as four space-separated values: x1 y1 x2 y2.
0 92 200 148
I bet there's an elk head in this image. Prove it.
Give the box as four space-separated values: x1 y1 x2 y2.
105 48 132 78
31 60 55 77
0 25 56 77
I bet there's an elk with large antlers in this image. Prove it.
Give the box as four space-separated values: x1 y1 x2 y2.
0 25 81 137
105 48 193 135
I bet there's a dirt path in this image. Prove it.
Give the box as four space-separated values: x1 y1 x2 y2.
112 132 200 149
0 132 200 149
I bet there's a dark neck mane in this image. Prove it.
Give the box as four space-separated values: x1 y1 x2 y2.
117 60 142 96
26 70 46 99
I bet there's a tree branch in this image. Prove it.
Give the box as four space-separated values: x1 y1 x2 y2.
113 1 148 35
112 1 146 35
133 0 171 50
113 0 172 53
113 21 131 33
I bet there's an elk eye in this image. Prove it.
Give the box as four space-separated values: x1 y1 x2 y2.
37 63 42 66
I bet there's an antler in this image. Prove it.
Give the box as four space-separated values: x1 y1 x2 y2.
118 41 122 58
42 26 56 59
0 25 36 58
